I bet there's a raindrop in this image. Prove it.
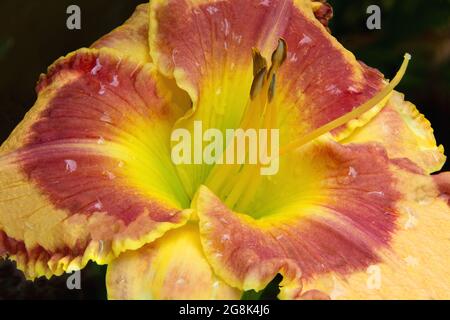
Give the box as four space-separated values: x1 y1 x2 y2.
221 19 230 36
176 278 186 286
65 159 77 173
347 85 360 94
100 112 112 123
404 256 419 267
367 191 385 197
91 58 102 75
93 199 103 211
348 166 358 178
326 84 342 95
98 84 106 95
206 6 219 15
232 33 243 44
103 170 116 180
221 234 231 243
298 34 312 46
404 207 418 229
259 0 271 7
97 136 105 145
289 53 298 62
110 75 120 87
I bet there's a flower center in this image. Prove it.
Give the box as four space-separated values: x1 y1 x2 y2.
202 40 411 214
204 39 287 210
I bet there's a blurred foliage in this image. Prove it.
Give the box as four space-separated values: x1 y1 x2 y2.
241 274 282 300
0 0 449 300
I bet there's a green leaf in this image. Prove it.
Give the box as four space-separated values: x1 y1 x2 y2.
241 274 283 300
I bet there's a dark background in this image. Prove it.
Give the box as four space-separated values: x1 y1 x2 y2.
0 0 449 299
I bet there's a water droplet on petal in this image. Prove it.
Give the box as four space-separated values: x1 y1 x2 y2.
367 191 385 197
176 278 186 286
206 6 219 15
91 58 102 75
93 199 103 211
100 112 112 123
404 207 418 229
259 0 271 7
348 166 358 178
298 34 312 46
347 85 361 94
221 234 231 243
232 33 242 44
404 256 419 267
98 84 106 95
289 53 298 62
221 18 230 36
110 75 120 87
326 84 342 95
97 136 105 145
103 170 116 180
65 159 77 173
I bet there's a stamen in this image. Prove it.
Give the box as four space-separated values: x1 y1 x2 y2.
280 53 411 155
268 74 276 103
252 49 267 77
250 67 268 100
206 39 288 209
269 39 287 77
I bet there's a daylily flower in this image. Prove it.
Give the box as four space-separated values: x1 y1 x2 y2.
0 0 449 300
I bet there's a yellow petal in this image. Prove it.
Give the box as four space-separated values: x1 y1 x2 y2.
92 4 152 63
106 224 240 300
302 163 450 299
194 138 450 299
340 91 446 174
0 48 190 280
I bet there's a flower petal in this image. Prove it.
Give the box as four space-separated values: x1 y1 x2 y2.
302 163 450 299
91 4 151 63
0 48 191 279
194 139 415 299
273 3 384 142
149 0 384 195
92 4 192 114
106 224 240 300
196 138 450 299
339 91 446 174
